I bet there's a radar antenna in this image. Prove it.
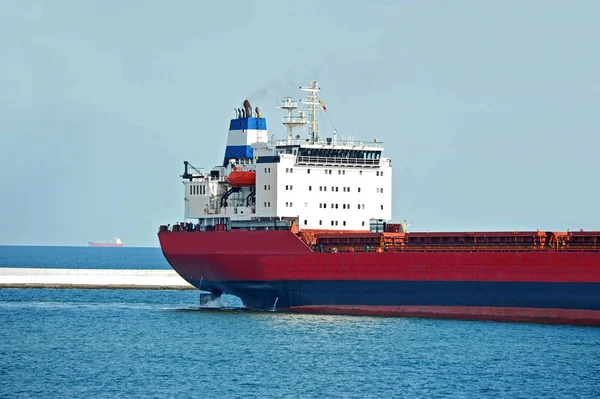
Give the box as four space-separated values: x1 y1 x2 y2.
277 97 307 144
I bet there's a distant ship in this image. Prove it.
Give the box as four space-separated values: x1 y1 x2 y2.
88 237 123 247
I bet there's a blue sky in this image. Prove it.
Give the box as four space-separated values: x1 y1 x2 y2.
1 0 599 247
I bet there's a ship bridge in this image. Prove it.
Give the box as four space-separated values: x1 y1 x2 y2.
274 138 384 167
180 80 393 232
294 145 383 167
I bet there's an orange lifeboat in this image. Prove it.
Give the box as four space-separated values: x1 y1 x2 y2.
226 166 256 187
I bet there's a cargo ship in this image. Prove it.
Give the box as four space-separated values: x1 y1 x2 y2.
158 81 600 325
88 237 123 247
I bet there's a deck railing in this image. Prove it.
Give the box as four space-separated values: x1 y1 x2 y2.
296 156 380 167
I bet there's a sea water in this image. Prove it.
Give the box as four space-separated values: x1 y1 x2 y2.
1 246 599 398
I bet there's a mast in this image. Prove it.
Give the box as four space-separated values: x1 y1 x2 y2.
299 81 320 144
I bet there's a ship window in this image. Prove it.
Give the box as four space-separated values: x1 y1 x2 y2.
307 169 311 174
335 187 338 192
309 186 312 191
268 168 271 173
268 185 271 190
331 221 334 226
343 170 346 175
362 221 365 227
290 202 293 207
358 188 361 193
357 204 360 210
286 185 288 190
343 221 346 226
264 185 267 190
338 170 341 175
329 170 332 175
324 204 327 208
304 220 307 225
376 171 379 176
268 202 271 207
319 220 322 226
331 186 334 191
335 221 338 226
347 187 350 192
335 204 338 209
319 186 322 191
343 187 346 192
189 186 192 196
286 202 289 207
362 204 365 209
325 170 328 175
381 171 384 176
290 168 293 173
264 202 267 207
360 171 363 176
286 168 289 173
324 187 327 191
376 188 380 193
380 205 383 210
290 185 293 190
381 188 383 193
319 204 322 208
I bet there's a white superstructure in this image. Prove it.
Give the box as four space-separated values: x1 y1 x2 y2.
182 81 392 232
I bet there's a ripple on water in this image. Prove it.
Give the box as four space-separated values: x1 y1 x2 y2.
1 289 599 398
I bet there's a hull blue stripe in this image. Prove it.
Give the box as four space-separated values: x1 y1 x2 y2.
190 280 600 311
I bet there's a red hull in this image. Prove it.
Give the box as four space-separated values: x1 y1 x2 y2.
158 230 600 325
159 230 600 283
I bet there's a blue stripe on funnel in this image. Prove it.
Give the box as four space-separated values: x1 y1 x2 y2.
229 118 267 131
224 145 253 161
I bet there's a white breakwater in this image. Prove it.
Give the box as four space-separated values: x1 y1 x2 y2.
0 268 195 290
